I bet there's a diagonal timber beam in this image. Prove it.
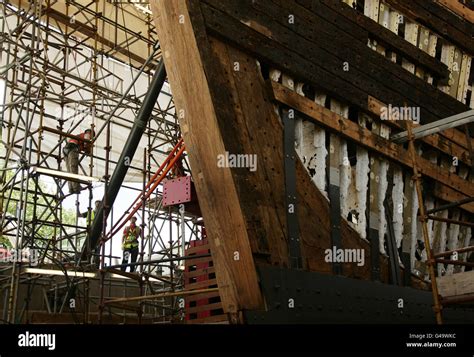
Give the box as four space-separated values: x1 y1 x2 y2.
150 0 263 318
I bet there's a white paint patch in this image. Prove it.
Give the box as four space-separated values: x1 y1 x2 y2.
378 159 388 254
355 147 369 239
392 167 404 251
410 180 420 270
340 139 351 219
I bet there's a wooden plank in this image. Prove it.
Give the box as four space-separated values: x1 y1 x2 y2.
206 40 290 263
187 291 221 302
184 266 215 279
201 0 367 109
186 279 218 290
202 0 467 125
434 183 474 214
436 0 474 23
184 256 213 266
321 0 449 79
437 270 474 297
280 0 457 114
150 0 263 315
385 0 474 54
186 301 223 314
185 244 211 255
270 82 474 199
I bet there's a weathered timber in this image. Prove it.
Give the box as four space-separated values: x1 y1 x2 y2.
436 0 474 23
368 96 472 166
201 0 470 129
150 0 263 316
270 82 474 200
385 0 474 54
437 270 474 297
320 0 450 79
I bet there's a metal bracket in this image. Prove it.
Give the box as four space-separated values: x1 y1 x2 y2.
282 108 302 269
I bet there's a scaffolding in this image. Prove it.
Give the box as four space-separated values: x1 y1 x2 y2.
0 0 201 324
399 112 474 324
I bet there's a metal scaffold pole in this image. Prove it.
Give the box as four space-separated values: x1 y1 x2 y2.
0 0 184 323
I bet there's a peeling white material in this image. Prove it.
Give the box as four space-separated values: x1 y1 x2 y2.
378 159 388 255
282 74 294 90
392 167 404 249
269 68 281 82
313 93 327 195
410 183 420 270
295 82 305 96
355 147 369 239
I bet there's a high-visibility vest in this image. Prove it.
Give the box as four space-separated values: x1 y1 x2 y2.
86 210 95 223
122 225 140 249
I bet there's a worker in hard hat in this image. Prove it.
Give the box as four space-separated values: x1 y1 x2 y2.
63 128 94 194
121 216 141 272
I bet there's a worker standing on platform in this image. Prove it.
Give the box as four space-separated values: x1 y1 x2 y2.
80 200 101 225
63 128 94 194
121 216 141 272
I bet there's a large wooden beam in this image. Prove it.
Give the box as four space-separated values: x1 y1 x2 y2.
150 0 262 317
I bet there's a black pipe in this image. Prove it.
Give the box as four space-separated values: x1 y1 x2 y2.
425 196 474 215
80 60 167 260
